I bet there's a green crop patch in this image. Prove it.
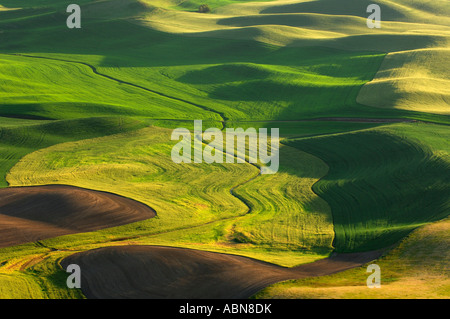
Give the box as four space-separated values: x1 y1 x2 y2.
0 117 146 187
284 123 450 252
0 0 449 300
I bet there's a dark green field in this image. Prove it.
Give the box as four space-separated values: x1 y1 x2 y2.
0 0 448 299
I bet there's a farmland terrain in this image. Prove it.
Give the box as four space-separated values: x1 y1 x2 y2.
0 0 448 299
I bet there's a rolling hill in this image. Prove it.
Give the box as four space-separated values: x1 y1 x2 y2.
0 0 448 299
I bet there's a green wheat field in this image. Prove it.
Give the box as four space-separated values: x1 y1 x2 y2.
0 0 448 299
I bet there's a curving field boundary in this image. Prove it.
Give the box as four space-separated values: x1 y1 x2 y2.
0 185 156 248
61 245 384 299
6 54 228 128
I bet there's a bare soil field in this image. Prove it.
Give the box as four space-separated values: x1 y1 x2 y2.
61 245 384 299
0 185 156 248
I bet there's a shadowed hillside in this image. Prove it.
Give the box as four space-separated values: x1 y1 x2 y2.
0 0 448 300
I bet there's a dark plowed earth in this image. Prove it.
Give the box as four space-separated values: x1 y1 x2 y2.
0 185 156 248
61 245 384 299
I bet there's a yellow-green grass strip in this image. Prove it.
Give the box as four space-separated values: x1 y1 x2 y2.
254 217 450 299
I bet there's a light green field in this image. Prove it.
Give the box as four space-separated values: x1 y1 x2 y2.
141 0 450 117
0 0 448 299
0 39 392 123
97 49 390 121
0 54 217 121
2 0 449 124
0 117 147 187
357 49 450 115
